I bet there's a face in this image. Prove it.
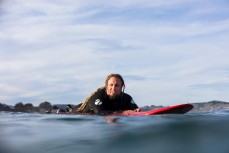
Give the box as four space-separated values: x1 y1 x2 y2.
106 77 122 99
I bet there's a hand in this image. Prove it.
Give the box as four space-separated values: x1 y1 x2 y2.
121 108 141 115
122 110 135 115
134 108 141 112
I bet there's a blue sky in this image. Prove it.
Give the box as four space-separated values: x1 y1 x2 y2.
0 0 229 107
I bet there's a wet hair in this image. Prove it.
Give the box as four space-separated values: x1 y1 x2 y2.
105 73 125 92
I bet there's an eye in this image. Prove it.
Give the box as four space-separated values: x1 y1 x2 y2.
115 84 120 87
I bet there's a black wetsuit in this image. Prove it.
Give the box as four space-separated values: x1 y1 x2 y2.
81 88 138 115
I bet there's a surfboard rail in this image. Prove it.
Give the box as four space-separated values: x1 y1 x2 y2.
120 104 193 116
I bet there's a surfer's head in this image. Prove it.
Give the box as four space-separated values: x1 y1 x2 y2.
105 74 125 99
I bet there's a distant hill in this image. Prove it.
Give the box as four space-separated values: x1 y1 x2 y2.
190 100 229 112
1 100 229 113
140 100 229 112
0 103 13 111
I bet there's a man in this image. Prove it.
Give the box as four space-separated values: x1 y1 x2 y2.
76 73 141 115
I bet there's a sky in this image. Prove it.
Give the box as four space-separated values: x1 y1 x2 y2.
0 0 229 107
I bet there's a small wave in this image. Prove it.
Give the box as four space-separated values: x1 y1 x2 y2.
42 115 98 122
49 117 96 122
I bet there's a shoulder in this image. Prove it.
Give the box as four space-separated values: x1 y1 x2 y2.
89 87 106 99
94 87 106 95
122 92 132 100
122 92 138 107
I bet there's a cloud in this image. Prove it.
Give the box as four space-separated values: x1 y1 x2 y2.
0 0 229 106
190 82 229 91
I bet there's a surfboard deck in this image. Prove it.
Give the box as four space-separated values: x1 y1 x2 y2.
116 104 193 116
51 103 193 116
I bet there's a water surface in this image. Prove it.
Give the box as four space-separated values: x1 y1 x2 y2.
1 110 229 153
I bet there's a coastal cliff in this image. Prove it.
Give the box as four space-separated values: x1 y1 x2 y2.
1 100 229 113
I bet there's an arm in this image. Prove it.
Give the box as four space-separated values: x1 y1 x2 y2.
128 98 140 110
86 89 119 115
88 98 105 115
121 108 141 115
121 97 141 115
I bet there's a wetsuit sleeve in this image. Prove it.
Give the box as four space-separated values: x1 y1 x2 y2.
127 98 139 110
85 91 106 115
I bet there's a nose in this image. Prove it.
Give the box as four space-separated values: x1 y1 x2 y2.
111 85 115 90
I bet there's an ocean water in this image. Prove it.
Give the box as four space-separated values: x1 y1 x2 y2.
1 110 229 153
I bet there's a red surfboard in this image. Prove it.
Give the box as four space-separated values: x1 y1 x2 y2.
117 104 193 116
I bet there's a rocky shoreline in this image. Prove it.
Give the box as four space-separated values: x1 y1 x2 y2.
137 100 229 112
191 101 229 112
1 100 229 113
